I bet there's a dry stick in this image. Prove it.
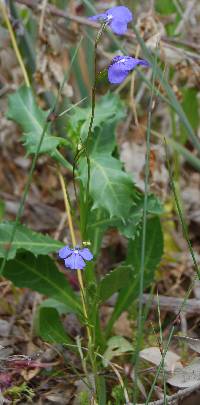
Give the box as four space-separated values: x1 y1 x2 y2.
137 381 200 405
142 294 200 316
0 0 30 87
110 363 130 404
63 341 130 405
14 0 200 51
38 0 48 37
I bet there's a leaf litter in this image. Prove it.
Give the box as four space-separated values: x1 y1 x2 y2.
0 0 200 403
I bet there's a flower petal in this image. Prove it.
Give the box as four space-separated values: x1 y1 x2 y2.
64 253 86 270
58 246 73 259
108 67 129 84
79 248 93 261
108 6 133 23
108 63 129 84
108 56 150 83
110 20 128 35
89 13 107 22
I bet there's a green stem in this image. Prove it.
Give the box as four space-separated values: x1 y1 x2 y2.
0 1 30 87
164 138 200 279
144 136 200 403
83 23 107 239
145 327 175 404
133 50 158 404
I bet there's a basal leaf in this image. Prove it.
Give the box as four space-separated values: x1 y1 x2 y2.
106 217 163 334
79 153 134 220
37 307 73 345
0 221 63 259
7 86 66 156
39 298 70 315
3 252 81 314
99 265 134 303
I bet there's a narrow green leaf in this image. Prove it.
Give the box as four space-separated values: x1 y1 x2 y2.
0 201 5 222
2 252 81 314
9 1 36 73
0 221 64 259
98 376 107 405
180 87 199 142
132 27 200 154
106 217 163 334
37 307 73 345
167 138 200 171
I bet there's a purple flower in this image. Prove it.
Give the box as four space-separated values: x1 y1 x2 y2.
58 246 93 270
89 6 133 35
108 56 150 84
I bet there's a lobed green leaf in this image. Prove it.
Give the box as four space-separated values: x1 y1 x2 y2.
68 92 125 144
7 86 67 157
79 153 134 220
0 221 64 259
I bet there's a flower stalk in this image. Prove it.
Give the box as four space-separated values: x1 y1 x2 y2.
57 168 92 343
58 168 100 399
83 23 107 238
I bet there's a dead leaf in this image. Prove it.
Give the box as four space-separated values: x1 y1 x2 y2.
113 312 133 338
168 359 200 388
139 347 182 372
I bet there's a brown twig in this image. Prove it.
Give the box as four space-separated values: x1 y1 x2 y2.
142 294 200 316
38 0 48 37
136 381 200 405
108 293 200 316
14 0 200 51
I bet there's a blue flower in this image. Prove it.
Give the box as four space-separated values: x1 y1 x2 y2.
58 246 93 270
89 6 133 35
108 56 150 84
